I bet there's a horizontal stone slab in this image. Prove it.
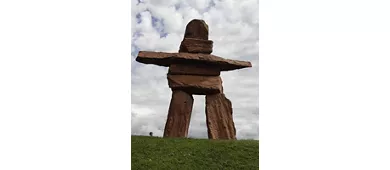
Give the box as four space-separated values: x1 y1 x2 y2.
168 64 220 76
136 51 252 71
179 38 213 54
167 75 222 95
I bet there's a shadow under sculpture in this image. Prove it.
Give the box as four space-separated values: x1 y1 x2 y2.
136 19 252 140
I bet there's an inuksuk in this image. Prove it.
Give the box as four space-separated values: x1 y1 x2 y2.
136 19 252 139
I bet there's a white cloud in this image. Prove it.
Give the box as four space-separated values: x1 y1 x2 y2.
186 0 211 12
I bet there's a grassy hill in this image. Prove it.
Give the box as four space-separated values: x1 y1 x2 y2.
131 136 259 170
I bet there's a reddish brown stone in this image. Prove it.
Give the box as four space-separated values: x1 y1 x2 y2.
136 51 252 71
163 90 193 138
136 19 251 141
179 38 213 54
168 64 220 76
205 93 236 140
184 19 209 40
167 75 222 95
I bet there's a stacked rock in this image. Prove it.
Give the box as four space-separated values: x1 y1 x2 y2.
136 19 252 140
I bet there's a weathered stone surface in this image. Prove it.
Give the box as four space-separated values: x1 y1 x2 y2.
136 51 252 71
167 75 222 95
184 19 209 40
179 38 213 54
135 19 250 141
205 93 236 140
163 90 193 138
168 64 220 76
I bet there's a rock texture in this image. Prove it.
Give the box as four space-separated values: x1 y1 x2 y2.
136 19 251 140
167 75 222 95
163 90 194 138
179 38 213 54
168 64 220 76
136 51 252 71
205 93 236 140
183 19 209 40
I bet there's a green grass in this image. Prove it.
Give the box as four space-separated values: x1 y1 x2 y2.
131 136 259 170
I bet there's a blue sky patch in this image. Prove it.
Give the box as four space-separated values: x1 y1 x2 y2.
151 16 168 38
135 13 142 24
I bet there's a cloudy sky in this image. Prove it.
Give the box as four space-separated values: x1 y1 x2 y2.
131 0 259 139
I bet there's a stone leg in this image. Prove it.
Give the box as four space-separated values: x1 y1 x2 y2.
205 93 237 140
163 90 194 138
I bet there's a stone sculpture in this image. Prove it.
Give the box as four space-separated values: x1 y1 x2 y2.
135 19 252 140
